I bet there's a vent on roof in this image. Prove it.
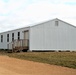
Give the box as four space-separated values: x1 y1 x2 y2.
55 21 58 26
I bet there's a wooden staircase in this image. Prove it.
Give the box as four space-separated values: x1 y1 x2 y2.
13 46 28 53
8 39 29 53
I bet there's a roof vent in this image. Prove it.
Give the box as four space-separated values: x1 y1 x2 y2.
55 21 58 26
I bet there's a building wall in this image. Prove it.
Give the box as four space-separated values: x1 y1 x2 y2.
30 19 76 51
0 27 29 49
0 18 76 51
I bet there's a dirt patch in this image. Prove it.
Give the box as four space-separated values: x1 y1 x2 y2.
0 55 76 75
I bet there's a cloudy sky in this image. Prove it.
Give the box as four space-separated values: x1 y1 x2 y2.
0 0 76 32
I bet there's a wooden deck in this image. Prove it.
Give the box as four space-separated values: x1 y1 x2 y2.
8 39 29 53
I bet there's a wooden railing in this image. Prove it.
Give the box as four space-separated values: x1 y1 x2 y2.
8 39 29 52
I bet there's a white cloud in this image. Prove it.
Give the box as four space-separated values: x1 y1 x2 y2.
0 0 76 32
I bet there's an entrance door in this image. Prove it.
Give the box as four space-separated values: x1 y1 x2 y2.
23 30 29 47
24 30 29 40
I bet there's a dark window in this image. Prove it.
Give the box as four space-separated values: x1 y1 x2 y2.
7 34 9 42
1 35 3 42
12 33 14 41
18 32 20 40
55 21 58 26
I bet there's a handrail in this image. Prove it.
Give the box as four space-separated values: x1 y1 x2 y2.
8 39 29 50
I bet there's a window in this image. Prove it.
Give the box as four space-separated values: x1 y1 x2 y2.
12 33 14 41
1 35 3 42
7 34 9 42
18 32 20 40
55 21 58 26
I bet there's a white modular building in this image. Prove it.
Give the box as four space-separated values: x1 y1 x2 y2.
0 18 76 52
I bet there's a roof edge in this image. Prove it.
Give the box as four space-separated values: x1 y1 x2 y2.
56 18 76 28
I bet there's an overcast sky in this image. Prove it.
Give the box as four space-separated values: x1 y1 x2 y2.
0 0 76 32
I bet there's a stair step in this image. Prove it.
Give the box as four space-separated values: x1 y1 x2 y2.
12 46 28 53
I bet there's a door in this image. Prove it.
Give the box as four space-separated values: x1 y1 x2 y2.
23 30 29 47
24 30 29 40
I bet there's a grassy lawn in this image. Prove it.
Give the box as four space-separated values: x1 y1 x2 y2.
0 50 76 69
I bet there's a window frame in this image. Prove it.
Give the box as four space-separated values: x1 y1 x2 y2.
1 35 3 42
18 32 20 40
12 33 14 41
7 34 9 42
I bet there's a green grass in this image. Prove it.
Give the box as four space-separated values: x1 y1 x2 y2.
0 50 76 69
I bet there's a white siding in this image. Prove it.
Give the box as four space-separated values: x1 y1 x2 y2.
0 27 29 49
0 18 76 51
30 19 76 51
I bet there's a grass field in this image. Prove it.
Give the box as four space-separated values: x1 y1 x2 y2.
0 50 76 69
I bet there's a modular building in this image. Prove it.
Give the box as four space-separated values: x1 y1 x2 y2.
0 18 76 52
